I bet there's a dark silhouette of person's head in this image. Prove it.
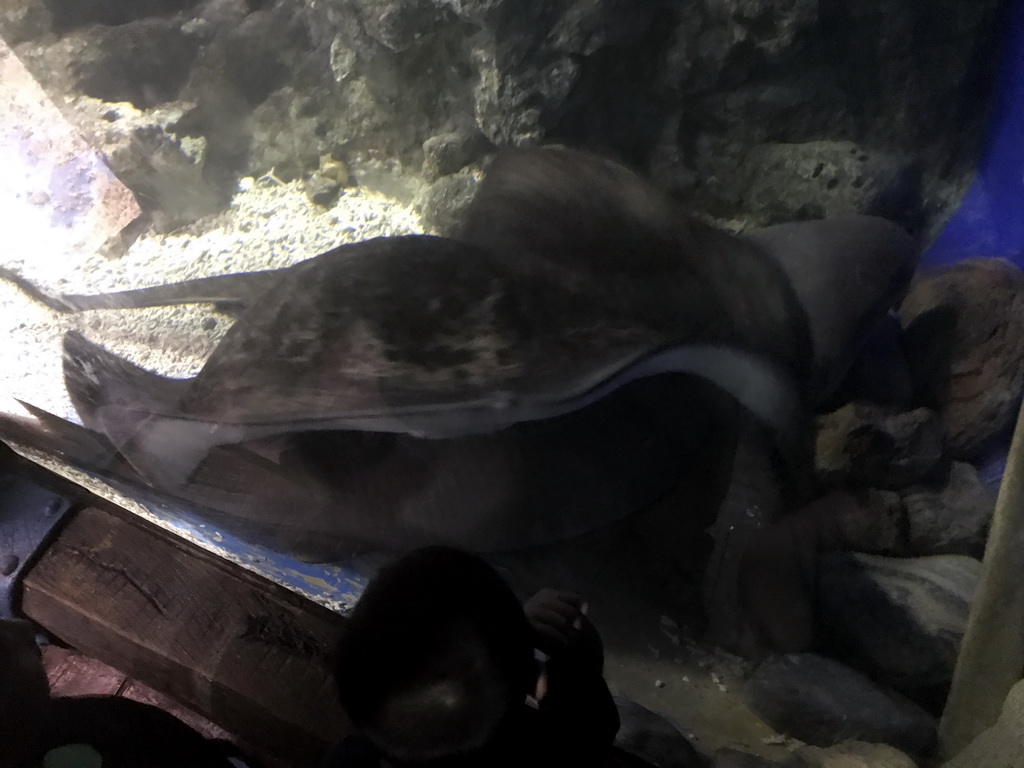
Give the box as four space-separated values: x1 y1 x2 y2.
333 547 535 762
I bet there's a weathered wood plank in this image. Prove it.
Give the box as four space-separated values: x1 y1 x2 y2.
22 505 349 765
44 645 128 698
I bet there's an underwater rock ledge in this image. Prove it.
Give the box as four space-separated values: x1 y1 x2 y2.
0 0 1004 235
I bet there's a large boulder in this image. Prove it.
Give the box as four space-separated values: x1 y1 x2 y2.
816 553 980 709
900 258 1024 459
745 652 936 756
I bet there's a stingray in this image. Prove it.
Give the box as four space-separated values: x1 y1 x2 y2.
4 149 915 413
14 151 817 488
0 147 918 556
75 231 810 489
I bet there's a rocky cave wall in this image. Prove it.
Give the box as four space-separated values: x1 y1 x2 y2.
0 0 1007 238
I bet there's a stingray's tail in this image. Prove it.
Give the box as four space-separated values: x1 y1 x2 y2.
0 268 77 312
0 266 281 315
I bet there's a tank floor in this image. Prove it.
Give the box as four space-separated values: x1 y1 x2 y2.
493 432 801 764
497 523 798 764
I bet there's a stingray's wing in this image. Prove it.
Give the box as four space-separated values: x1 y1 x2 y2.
0 266 288 315
93 340 806 488
0 401 697 557
62 330 190 431
455 146 815 466
61 330 196 486
744 214 920 402
57 311 808 524
72 225 810 488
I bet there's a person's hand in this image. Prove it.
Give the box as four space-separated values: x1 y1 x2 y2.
524 589 588 651
524 588 606 671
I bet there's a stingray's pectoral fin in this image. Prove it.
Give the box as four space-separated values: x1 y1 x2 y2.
714 351 813 495
654 344 813 496
63 331 188 429
647 345 804 434
729 363 815 503
94 406 220 489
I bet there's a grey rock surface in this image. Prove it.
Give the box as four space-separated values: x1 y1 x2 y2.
901 462 995 558
836 488 905 555
0 0 53 44
70 17 202 108
816 553 979 709
942 679 1024 768
422 130 491 180
745 653 936 755
43 0 197 31
737 141 920 228
798 740 918 768
3 0 1004 232
414 170 479 235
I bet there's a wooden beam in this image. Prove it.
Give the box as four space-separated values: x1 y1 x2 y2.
7 446 657 768
20 504 350 765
